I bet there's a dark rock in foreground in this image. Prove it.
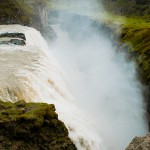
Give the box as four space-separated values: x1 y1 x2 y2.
125 134 150 150
0 100 77 150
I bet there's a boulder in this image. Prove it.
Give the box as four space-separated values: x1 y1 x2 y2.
126 134 150 150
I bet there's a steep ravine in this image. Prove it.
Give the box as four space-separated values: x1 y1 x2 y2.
0 0 149 150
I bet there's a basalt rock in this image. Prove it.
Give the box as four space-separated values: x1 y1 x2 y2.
0 100 77 150
0 39 26 46
0 33 26 40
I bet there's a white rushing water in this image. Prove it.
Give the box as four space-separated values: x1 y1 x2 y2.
0 24 107 150
0 20 148 149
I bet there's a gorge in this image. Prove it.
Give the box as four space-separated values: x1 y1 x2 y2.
0 0 149 150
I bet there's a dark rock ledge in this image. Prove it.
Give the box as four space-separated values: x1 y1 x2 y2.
0 33 26 41
0 33 26 46
0 100 77 150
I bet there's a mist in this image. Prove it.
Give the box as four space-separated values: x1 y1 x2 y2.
47 0 148 149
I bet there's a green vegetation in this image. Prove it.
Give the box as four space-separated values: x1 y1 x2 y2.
0 100 57 126
91 2 150 85
0 0 51 30
101 0 150 16
0 100 77 150
0 0 32 26
91 9 150 85
119 17 150 84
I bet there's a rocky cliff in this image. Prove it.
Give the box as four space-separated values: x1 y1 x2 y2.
125 134 150 150
0 0 50 39
101 0 150 16
0 100 77 150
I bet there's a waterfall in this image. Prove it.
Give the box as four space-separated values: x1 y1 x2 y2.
0 25 71 103
0 24 108 150
0 12 148 150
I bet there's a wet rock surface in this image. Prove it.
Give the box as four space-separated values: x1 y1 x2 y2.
0 39 26 46
0 33 26 40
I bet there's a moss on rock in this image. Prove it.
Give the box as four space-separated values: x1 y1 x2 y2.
120 26 150 85
0 100 77 150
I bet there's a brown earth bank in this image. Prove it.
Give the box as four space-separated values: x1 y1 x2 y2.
0 100 77 150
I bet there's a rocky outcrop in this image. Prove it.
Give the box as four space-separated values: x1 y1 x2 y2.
101 0 150 16
125 134 150 150
0 32 26 46
0 0 49 35
0 39 26 46
119 26 150 129
134 0 149 5
0 33 26 40
0 100 77 150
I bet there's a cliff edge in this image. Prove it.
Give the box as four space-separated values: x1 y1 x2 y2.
0 100 77 150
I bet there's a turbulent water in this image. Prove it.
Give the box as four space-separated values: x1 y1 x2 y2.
0 24 107 150
50 24 148 150
0 18 148 150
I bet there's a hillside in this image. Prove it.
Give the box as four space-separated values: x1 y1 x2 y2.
98 0 150 93
101 0 150 16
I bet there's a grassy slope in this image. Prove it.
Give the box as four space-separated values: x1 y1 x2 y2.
98 14 150 84
100 0 150 84
77 0 150 86
120 17 150 84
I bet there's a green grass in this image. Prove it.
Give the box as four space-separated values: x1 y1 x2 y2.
89 11 150 84
0 100 57 127
100 13 150 84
